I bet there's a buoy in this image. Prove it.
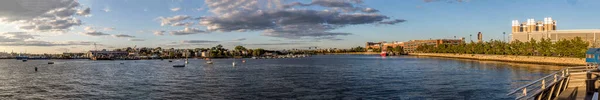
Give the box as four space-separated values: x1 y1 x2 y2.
35 67 38 72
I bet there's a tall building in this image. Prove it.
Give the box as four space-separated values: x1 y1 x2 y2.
477 32 483 42
511 17 600 47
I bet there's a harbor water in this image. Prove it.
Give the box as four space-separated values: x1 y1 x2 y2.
0 55 563 99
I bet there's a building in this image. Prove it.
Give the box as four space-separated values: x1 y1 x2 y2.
87 50 129 60
201 51 210 57
477 32 483 43
403 39 464 53
511 17 600 47
365 41 404 51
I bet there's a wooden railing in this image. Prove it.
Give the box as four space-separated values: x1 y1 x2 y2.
506 66 596 100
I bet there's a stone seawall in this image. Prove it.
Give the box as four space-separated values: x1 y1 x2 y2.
409 53 586 66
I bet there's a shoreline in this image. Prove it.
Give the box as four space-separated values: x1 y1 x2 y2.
409 53 586 66
321 52 380 55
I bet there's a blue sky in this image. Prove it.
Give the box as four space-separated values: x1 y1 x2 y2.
0 0 598 53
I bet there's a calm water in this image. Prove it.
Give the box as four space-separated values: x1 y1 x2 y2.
0 55 564 99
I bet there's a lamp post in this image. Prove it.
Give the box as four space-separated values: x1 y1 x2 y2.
470 34 473 42
503 32 506 42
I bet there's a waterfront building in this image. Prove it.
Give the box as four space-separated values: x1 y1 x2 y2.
366 38 463 53
87 50 129 60
365 41 404 51
201 51 210 57
403 39 463 53
511 17 600 47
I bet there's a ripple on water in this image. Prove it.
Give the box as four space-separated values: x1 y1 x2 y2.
0 55 559 99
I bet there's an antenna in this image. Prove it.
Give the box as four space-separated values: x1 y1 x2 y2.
94 43 97 51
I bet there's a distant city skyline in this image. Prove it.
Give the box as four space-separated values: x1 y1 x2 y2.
0 0 597 54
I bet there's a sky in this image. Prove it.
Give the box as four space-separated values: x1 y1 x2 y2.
0 0 598 54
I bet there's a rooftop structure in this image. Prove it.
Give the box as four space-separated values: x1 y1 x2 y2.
511 17 600 47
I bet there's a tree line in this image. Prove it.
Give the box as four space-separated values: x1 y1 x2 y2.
416 37 589 58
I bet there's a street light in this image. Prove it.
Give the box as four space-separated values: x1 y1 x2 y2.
503 32 506 42
470 34 472 42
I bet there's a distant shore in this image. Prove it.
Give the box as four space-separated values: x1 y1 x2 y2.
322 52 380 55
409 53 586 66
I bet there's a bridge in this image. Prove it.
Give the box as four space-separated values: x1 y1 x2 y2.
507 66 600 100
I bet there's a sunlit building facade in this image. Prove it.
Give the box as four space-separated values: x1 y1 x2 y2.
511 17 600 47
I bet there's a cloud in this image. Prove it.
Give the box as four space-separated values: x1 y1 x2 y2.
156 15 191 26
169 27 207 35
261 24 351 40
153 30 165 36
234 38 247 41
103 27 115 31
3 32 37 40
56 48 69 52
379 19 406 25
77 7 91 16
83 31 110 36
245 42 307 46
171 7 181 12
0 0 90 32
0 32 97 47
84 26 95 31
129 39 145 41
0 41 96 46
198 0 403 40
103 6 111 12
111 34 135 38
171 22 194 27
181 40 219 44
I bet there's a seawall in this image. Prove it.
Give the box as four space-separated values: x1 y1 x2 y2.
409 53 586 66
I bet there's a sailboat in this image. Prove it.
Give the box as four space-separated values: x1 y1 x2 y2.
206 58 213 64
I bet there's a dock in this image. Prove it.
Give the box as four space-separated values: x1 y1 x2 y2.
507 66 599 100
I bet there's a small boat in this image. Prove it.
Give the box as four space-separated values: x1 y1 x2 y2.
380 51 387 57
48 62 54 64
173 64 185 67
22 59 27 62
242 60 246 63
168 60 173 62
120 62 125 64
206 61 213 64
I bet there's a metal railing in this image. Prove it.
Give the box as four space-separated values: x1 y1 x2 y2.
506 66 596 100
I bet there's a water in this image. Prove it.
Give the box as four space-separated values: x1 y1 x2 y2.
0 55 563 99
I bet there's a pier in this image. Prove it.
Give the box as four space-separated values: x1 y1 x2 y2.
507 66 599 100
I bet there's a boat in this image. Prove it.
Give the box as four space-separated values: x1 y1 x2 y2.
168 60 173 62
48 62 54 64
22 59 27 62
173 64 185 67
380 51 387 57
206 61 213 64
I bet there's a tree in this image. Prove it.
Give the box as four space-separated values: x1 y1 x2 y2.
235 45 247 51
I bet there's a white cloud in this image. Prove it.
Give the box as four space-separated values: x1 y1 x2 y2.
170 7 181 12
103 27 115 31
0 0 90 32
156 15 191 26
153 30 165 36
111 34 135 38
169 27 207 35
103 6 111 12
82 31 109 36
